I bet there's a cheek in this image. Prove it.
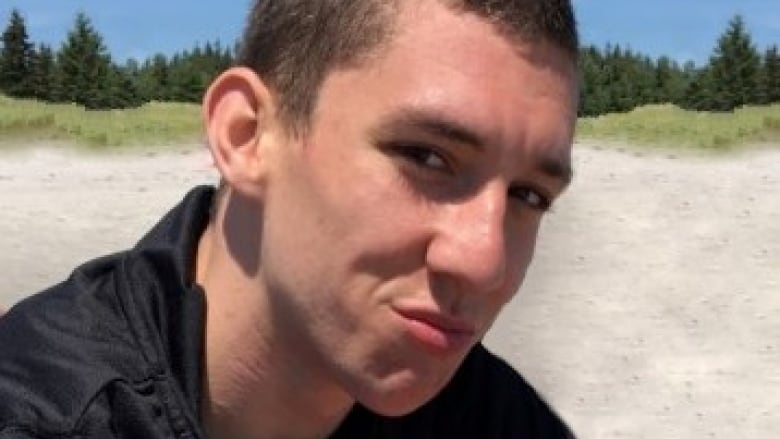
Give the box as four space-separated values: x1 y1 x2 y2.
304 146 432 257
518 219 541 265
503 218 543 294
264 143 429 293
479 222 540 333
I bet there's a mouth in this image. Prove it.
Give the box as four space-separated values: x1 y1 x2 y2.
392 307 477 355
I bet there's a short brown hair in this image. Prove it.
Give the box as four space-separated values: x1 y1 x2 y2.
237 0 579 136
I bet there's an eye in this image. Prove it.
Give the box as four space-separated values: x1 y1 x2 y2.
392 143 449 172
508 186 552 212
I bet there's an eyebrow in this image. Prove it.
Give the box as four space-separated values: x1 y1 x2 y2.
538 153 574 187
375 108 574 186
376 108 488 151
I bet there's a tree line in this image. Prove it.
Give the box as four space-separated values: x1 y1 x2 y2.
580 15 780 116
1 10 779 114
0 10 233 109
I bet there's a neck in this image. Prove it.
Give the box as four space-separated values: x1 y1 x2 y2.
195 209 354 439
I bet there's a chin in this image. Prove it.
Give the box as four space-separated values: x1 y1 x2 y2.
361 393 434 418
353 368 452 417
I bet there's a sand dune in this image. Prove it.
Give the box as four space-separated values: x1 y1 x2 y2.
1 143 778 438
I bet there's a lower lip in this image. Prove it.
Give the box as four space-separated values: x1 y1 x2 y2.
396 314 474 355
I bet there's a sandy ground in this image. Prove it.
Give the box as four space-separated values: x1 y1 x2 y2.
0 143 778 438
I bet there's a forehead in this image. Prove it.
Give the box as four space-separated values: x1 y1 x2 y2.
382 0 577 99
312 0 577 166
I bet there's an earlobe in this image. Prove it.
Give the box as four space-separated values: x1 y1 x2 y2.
203 67 276 196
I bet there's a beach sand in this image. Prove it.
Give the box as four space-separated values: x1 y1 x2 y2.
1 143 778 438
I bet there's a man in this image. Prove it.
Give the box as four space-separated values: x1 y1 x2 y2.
0 0 579 437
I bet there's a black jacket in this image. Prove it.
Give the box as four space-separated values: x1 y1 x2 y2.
0 186 573 438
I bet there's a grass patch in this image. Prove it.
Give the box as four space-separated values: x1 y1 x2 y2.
2 96 780 152
0 95 202 150
576 104 780 152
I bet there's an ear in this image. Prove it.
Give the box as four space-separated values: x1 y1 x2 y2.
203 67 278 197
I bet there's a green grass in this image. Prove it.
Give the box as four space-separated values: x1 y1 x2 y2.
2 95 780 152
576 103 780 152
0 94 202 150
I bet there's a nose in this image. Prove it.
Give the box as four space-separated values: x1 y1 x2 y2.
425 183 508 294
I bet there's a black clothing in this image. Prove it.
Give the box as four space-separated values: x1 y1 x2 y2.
0 186 573 438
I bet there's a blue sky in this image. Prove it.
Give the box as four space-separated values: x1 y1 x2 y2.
2 0 779 66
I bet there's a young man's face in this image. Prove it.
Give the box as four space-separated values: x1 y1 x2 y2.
258 0 577 415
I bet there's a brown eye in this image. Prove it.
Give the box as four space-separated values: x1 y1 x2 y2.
508 186 552 212
394 144 449 171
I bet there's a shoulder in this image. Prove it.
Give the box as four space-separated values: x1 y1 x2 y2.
0 255 151 436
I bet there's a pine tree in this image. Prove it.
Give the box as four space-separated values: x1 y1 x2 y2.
138 54 171 101
578 45 679 116
682 65 719 111
705 15 762 111
120 58 147 106
759 45 780 104
597 45 657 113
654 56 687 105
29 43 57 101
0 9 35 98
168 51 204 102
101 64 141 108
579 45 607 116
57 12 114 108
131 39 235 105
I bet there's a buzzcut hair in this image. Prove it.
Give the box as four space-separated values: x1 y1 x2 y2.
237 0 578 136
